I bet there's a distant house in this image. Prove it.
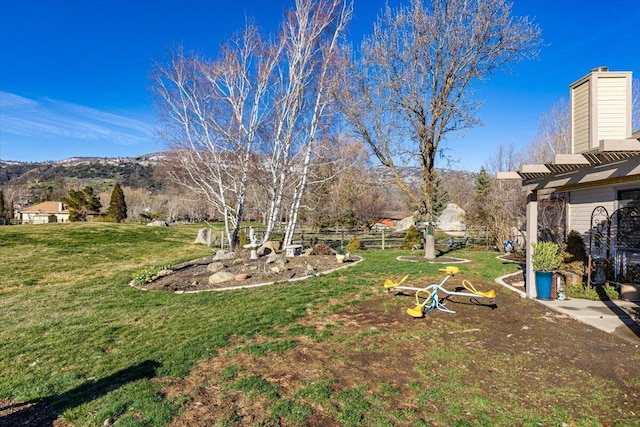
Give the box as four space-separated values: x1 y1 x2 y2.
500 67 640 295
18 201 70 224
372 210 412 230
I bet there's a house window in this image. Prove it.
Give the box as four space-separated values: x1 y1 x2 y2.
618 189 640 208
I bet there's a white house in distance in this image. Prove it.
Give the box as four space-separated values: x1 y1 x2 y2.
18 201 70 224
499 67 640 297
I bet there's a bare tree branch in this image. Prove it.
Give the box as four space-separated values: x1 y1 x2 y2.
337 0 541 258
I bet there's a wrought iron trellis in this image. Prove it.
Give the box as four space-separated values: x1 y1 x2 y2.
588 206 610 286
587 205 640 285
610 206 640 284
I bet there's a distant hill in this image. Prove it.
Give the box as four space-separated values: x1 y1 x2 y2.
0 153 166 190
1 153 476 212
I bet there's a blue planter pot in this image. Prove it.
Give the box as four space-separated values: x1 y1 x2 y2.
535 271 553 300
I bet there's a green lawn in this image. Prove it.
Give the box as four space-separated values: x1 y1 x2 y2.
1 223 636 426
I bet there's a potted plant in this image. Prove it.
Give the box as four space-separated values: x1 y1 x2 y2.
560 260 585 286
560 230 587 286
335 246 346 263
532 241 563 300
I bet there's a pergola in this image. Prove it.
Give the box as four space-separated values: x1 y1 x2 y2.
498 137 640 298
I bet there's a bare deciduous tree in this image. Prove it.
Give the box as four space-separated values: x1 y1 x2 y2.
303 137 379 230
486 141 523 175
262 0 352 247
154 0 351 249
153 25 278 249
337 0 541 259
525 98 570 163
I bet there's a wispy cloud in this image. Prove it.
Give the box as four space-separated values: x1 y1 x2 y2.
0 92 155 152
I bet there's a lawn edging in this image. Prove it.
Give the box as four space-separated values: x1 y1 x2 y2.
495 271 526 298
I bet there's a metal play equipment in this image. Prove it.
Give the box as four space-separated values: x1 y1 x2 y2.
384 266 496 318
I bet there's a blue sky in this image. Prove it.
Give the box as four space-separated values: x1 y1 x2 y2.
1 0 639 171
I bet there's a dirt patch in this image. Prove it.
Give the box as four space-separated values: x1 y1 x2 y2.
165 277 640 426
138 253 362 292
397 255 469 263
4 256 639 426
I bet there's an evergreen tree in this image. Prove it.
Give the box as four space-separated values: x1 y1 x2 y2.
107 183 127 223
402 225 422 250
0 189 6 220
83 186 102 213
470 166 493 236
475 167 491 198
62 186 102 221
431 172 449 217
8 200 14 223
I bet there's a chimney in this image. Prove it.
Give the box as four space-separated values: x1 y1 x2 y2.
569 67 632 154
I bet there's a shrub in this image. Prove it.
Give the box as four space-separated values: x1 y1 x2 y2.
532 241 563 271
565 284 619 300
239 230 249 247
345 237 363 251
312 243 334 255
402 225 421 250
564 230 588 263
132 264 172 286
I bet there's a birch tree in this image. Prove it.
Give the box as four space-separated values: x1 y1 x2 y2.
154 0 351 249
262 0 352 246
153 25 278 249
337 0 541 259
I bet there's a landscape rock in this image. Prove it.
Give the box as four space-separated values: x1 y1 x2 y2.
258 241 280 256
206 262 225 273
437 203 466 233
194 228 216 246
395 215 416 232
147 220 168 227
208 271 236 284
266 253 285 264
213 250 236 261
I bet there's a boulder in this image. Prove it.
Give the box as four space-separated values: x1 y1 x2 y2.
395 216 416 232
206 262 225 273
194 228 216 246
209 271 236 284
147 220 168 227
266 253 285 264
212 250 235 261
258 241 280 256
437 203 466 234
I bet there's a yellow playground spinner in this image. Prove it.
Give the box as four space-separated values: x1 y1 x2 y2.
384 266 496 318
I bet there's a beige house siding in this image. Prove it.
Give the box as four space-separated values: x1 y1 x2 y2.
571 80 590 153
570 70 632 154
567 186 615 235
19 201 70 224
596 76 629 141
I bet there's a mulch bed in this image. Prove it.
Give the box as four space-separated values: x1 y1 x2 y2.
136 253 362 293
